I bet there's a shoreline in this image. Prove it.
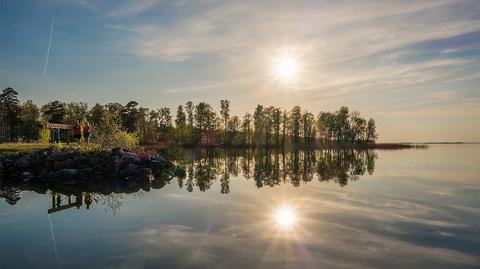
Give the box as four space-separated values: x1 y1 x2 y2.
0 142 432 155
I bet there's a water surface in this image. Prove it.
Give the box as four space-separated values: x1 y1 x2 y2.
1 145 479 268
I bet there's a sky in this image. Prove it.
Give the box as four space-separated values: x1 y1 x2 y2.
1 0 479 142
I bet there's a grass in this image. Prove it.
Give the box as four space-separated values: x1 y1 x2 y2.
0 143 54 155
0 142 126 155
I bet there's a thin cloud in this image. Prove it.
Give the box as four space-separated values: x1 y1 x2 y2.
106 0 157 18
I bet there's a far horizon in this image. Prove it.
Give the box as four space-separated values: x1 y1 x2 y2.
1 0 479 142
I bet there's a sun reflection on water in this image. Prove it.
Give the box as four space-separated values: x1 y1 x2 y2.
274 206 297 229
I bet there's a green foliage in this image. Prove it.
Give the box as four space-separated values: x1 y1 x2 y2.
93 111 139 150
89 103 105 125
39 128 51 143
2 87 379 147
64 102 88 124
41 100 65 123
0 87 21 141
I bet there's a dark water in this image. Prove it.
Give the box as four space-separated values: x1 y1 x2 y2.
1 145 479 269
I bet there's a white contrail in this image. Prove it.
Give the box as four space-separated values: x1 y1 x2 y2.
48 213 60 268
43 14 56 76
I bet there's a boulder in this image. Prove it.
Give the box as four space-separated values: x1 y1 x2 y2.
46 151 72 162
15 154 33 169
111 148 125 157
53 169 80 185
121 152 141 163
54 159 73 171
20 171 34 181
118 163 138 177
135 167 152 179
2 158 14 169
54 168 79 179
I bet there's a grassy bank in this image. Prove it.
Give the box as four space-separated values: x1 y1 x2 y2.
0 143 54 155
0 142 427 156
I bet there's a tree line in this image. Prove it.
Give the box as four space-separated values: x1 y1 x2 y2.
0 87 377 146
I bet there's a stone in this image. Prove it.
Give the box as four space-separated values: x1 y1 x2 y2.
111 148 125 157
121 152 141 163
53 169 80 185
15 154 33 169
135 167 152 179
54 159 73 171
119 163 138 177
20 171 34 181
2 158 14 169
46 151 72 162
54 168 79 179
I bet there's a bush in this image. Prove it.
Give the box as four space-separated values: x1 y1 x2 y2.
39 128 51 143
92 111 139 150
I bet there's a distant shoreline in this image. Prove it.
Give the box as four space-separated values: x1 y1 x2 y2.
406 142 480 145
146 142 427 150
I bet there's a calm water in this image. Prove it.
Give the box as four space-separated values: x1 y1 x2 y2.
1 145 479 269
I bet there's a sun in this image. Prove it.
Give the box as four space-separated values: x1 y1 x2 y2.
272 52 300 83
274 206 297 228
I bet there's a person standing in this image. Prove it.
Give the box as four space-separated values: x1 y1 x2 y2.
74 121 82 142
53 128 60 143
83 122 91 143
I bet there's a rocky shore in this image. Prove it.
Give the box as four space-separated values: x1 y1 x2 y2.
0 148 185 185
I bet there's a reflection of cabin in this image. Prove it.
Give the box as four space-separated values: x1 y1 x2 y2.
46 122 73 143
48 192 92 214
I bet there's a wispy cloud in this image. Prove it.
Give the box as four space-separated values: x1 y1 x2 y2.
106 0 157 18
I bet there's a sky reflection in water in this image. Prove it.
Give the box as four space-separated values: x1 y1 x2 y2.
1 145 479 269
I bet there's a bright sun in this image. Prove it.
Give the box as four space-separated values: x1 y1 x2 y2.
272 52 300 83
274 206 297 228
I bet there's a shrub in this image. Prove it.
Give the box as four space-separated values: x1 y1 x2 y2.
92 111 139 150
39 128 51 143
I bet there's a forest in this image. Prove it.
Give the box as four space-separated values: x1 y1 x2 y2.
0 87 377 147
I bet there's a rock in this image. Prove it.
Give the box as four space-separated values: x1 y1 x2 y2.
2 158 14 169
20 171 34 181
15 154 33 169
54 159 73 171
135 167 152 179
118 164 138 177
121 152 141 163
111 148 125 157
53 169 80 185
98 151 110 159
54 168 79 179
47 151 72 162
79 168 93 175
30 152 46 167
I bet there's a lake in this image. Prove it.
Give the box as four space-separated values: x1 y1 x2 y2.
1 145 479 269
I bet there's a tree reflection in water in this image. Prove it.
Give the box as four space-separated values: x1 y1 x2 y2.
0 149 376 214
169 148 377 193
